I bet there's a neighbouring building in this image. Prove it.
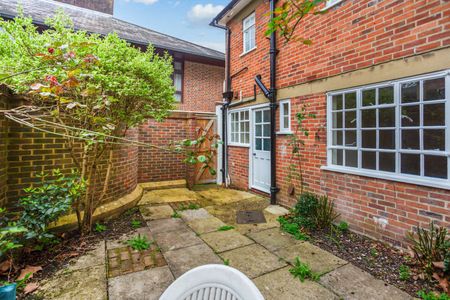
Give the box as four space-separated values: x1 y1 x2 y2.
0 0 225 207
211 0 450 246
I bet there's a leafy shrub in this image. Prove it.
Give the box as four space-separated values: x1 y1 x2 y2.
94 223 107 233
399 264 410 281
217 225 235 231
289 257 320 282
315 195 340 230
407 222 448 275
337 221 349 232
292 192 318 230
171 211 181 218
0 208 27 258
127 235 151 251
18 170 84 242
278 217 309 241
417 290 450 300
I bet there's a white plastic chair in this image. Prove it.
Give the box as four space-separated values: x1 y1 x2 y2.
159 264 265 300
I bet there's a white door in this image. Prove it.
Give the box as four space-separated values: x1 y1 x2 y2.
251 108 271 192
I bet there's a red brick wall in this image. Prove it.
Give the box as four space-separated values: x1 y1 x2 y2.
227 0 450 97
274 94 450 247
138 117 189 183
177 61 224 112
0 93 8 207
228 146 250 190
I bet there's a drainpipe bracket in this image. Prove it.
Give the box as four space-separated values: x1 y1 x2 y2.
270 186 280 194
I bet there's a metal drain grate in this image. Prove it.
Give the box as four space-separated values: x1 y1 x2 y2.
236 210 267 224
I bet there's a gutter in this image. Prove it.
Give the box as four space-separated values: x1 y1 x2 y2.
210 20 233 185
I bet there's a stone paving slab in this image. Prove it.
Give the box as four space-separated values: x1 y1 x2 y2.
107 233 137 250
196 187 258 204
233 210 281 235
219 244 287 279
320 264 412 300
253 266 338 300
147 218 188 234
264 205 289 216
275 242 347 275
108 266 174 300
60 241 105 273
247 228 302 252
163 243 222 278
180 208 211 222
139 204 174 220
139 188 199 205
186 217 226 234
201 229 254 253
154 226 203 252
38 265 107 300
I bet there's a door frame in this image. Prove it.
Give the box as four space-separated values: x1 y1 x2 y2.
248 103 271 193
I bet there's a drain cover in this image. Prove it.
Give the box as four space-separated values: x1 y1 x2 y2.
236 210 266 224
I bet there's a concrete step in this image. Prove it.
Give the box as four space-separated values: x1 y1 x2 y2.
139 179 186 191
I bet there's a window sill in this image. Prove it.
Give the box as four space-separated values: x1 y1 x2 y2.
276 131 293 135
321 165 450 191
228 143 250 148
321 0 344 11
240 47 257 57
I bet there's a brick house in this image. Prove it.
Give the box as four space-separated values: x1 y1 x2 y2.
211 0 450 246
0 0 224 207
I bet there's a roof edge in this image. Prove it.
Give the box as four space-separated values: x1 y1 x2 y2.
210 0 253 27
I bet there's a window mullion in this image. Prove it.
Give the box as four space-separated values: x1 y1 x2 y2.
419 80 424 177
395 82 401 174
357 90 362 168
446 74 450 181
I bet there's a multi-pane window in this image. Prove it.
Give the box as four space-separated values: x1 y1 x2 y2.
279 100 291 133
242 12 256 53
255 109 271 151
173 60 183 102
327 71 449 184
229 110 250 145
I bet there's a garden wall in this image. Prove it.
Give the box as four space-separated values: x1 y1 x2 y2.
0 95 214 209
0 89 8 207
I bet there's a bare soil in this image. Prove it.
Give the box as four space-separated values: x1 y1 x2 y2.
309 228 439 297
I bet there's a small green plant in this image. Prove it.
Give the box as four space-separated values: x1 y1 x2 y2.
337 221 349 232
19 169 84 242
131 220 142 229
171 211 181 218
399 264 411 281
278 217 309 241
94 223 107 233
292 192 319 230
314 195 340 230
223 258 230 266
417 290 450 300
289 257 320 282
178 203 201 211
407 222 448 275
127 234 151 251
217 225 235 231
370 248 378 258
0 208 27 258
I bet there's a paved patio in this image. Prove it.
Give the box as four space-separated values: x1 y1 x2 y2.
37 185 412 300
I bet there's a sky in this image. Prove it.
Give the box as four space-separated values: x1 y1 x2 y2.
114 0 229 52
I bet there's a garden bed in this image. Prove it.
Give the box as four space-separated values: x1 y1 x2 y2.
1 208 145 299
308 228 437 297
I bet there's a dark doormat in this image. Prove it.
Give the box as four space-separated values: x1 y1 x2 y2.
236 210 267 224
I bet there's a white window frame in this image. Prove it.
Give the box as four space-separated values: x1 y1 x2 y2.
324 0 344 9
278 99 292 134
323 70 450 190
228 108 250 147
242 12 256 55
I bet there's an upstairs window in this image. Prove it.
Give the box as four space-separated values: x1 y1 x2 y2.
242 12 256 54
229 110 250 146
173 60 183 102
279 99 291 133
327 70 449 187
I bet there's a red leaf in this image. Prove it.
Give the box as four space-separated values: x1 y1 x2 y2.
18 265 42 280
24 282 39 294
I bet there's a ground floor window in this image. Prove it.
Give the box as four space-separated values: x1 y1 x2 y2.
229 110 250 146
327 70 449 184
